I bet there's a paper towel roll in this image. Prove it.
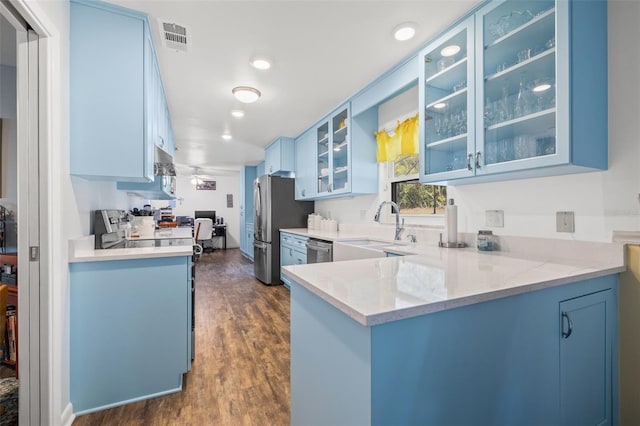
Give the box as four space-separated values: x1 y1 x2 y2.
445 200 457 243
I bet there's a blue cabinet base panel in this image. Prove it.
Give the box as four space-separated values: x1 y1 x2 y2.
73 377 183 416
291 275 617 425
70 256 191 414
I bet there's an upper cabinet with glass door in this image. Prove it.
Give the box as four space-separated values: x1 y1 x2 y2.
478 0 559 175
420 0 608 185
306 102 377 200
419 17 475 182
316 105 350 196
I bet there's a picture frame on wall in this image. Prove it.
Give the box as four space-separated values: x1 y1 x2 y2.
196 180 216 190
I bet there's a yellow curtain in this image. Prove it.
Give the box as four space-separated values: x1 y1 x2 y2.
375 113 419 163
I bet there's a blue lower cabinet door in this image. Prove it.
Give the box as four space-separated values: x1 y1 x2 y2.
559 290 613 426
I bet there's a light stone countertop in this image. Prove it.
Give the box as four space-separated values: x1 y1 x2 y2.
127 227 193 241
282 239 625 326
69 235 193 263
280 228 372 242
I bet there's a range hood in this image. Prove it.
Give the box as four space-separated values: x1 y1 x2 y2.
154 146 176 176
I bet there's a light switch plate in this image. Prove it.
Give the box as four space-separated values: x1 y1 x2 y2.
485 210 504 227
556 211 575 233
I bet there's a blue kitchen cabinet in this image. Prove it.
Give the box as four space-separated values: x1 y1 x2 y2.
420 0 608 185
245 224 254 261
290 274 617 425
256 161 265 177
418 17 475 181
294 127 316 200
117 175 176 200
311 102 378 200
239 165 256 260
351 55 419 117
560 290 614 425
264 137 295 176
70 0 154 182
70 255 192 414
280 232 308 289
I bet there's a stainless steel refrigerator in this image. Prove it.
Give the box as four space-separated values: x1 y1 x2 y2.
253 175 314 285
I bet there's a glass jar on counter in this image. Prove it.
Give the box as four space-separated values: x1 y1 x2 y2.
477 230 496 251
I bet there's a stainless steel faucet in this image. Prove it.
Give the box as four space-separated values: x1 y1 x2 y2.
374 201 404 241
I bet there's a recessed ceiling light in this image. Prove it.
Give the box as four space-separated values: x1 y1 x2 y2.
440 45 461 57
250 57 271 70
433 102 447 109
232 86 261 103
533 83 552 92
393 22 417 41
222 133 232 141
231 109 245 118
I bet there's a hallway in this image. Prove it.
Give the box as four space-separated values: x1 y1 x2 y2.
73 249 290 426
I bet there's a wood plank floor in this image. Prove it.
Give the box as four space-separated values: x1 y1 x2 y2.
73 249 291 426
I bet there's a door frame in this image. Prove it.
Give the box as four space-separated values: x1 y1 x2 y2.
0 0 52 424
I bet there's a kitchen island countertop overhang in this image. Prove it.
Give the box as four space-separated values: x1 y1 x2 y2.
282 241 625 326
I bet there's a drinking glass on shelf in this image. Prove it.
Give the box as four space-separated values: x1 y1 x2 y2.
497 138 514 163
437 57 455 72
499 87 512 122
484 98 496 126
484 140 498 164
452 150 466 170
516 48 531 63
434 116 443 137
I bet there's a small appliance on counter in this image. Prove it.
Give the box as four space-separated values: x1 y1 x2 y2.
93 209 131 249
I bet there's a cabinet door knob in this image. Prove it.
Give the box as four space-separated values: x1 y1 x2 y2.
561 311 573 338
467 154 473 171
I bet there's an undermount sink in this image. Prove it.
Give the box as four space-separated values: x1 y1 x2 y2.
342 239 407 248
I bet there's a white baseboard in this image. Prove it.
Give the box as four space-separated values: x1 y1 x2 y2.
60 403 75 426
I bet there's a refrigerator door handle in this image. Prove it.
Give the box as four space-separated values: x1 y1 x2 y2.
254 180 261 236
253 240 268 249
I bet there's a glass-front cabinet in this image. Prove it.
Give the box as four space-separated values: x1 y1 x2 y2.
420 0 607 184
316 104 350 196
419 17 475 181
478 0 560 175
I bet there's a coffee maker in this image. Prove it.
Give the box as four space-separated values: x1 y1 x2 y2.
93 210 131 249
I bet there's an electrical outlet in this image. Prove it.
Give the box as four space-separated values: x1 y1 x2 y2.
556 211 575 233
485 210 504 227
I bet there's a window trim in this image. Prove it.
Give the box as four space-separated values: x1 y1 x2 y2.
388 163 446 217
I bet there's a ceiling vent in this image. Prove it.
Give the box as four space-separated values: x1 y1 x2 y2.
160 21 189 52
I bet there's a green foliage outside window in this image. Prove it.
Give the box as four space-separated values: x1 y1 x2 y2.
392 154 447 215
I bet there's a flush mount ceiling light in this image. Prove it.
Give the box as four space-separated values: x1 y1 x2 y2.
433 102 447 109
250 57 272 70
232 86 261 103
221 133 232 141
393 22 417 41
231 109 245 118
440 44 461 57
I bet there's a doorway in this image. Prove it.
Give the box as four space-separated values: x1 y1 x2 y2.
0 1 45 424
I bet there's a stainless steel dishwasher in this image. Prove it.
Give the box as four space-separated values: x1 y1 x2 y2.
306 238 333 263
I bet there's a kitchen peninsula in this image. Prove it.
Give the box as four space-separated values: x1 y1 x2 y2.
68 236 193 414
283 239 624 425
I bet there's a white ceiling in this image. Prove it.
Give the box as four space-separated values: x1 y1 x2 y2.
107 0 480 177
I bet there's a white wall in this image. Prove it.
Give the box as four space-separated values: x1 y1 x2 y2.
170 174 240 248
319 1 640 243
